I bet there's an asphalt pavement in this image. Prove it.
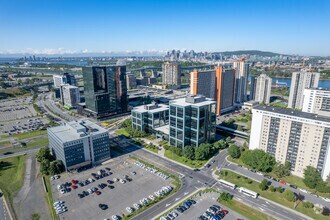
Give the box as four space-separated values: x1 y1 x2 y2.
0 196 10 220
113 137 310 220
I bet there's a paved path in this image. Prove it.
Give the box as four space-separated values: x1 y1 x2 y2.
0 196 10 220
13 154 51 220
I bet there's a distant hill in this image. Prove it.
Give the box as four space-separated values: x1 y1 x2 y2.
215 50 286 57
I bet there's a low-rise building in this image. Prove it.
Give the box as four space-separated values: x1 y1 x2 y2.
48 120 110 170
131 102 169 135
249 106 330 180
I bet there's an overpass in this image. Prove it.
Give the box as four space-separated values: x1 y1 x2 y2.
216 124 249 139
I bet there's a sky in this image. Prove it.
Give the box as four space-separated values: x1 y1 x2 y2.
0 0 329 56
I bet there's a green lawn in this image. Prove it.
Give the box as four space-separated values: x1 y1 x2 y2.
43 176 57 220
216 169 330 220
228 156 330 199
0 141 12 149
219 199 275 220
10 130 47 140
115 128 130 137
164 150 208 168
0 156 26 208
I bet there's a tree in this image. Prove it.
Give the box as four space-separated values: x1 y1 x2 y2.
213 140 227 150
195 143 212 160
241 149 276 172
225 136 231 143
36 147 53 162
284 189 295 202
40 159 50 175
237 125 243 131
170 146 183 157
276 186 283 193
183 145 195 160
49 160 65 175
120 119 132 128
274 161 291 178
259 179 269 191
315 181 330 193
228 144 241 159
269 185 276 192
303 166 323 189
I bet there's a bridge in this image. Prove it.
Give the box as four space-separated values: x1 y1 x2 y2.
216 124 249 139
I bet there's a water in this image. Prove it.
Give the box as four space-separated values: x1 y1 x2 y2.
249 76 330 88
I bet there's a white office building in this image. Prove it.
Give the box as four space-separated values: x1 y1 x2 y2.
48 120 111 170
60 84 80 108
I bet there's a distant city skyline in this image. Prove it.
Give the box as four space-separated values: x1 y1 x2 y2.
0 0 330 56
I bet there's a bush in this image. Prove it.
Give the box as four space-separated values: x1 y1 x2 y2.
302 201 314 209
259 179 269 191
219 192 233 202
269 185 276 192
276 186 283 193
183 145 195 160
247 179 253 184
283 190 295 202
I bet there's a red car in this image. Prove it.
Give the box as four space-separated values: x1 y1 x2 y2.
95 191 101 195
71 185 77 189
221 210 229 215
71 179 77 184
279 180 287 185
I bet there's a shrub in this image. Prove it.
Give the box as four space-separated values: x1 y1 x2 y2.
269 185 276 192
302 201 314 209
259 179 269 191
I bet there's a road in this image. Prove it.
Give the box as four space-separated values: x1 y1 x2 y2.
112 137 309 220
0 196 10 220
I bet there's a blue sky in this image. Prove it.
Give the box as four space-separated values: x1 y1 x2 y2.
0 0 329 56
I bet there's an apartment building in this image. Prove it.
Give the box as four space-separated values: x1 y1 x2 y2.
249 106 330 180
254 74 272 104
302 88 330 117
233 59 249 104
162 61 181 86
190 69 216 99
288 71 320 109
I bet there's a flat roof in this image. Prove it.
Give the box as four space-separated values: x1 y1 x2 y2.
170 97 216 107
132 104 169 114
254 106 330 123
48 120 107 143
154 125 170 135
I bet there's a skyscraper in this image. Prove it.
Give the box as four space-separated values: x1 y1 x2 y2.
60 84 80 108
214 65 235 115
233 59 249 104
190 69 216 99
162 61 181 86
254 74 272 104
53 73 77 88
82 62 127 118
288 71 320 109
250 76 257 100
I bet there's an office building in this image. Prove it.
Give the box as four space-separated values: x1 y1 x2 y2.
250 76 257 100
254 74 272 104
82 61 127 118
131 102 169 135
60 84 80 108
233 59 249 104
53 73 77 88
190 69 216 99
288 71 320 109
126 74 137 89
169 95 216 148
162 61 181 86
249 106 330 180
302 88 330 117
48 120 111 170
215 66 235 115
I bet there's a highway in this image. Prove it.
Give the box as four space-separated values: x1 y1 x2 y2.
112 136 310 220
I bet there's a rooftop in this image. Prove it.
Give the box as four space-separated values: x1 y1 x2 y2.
48 120 107 143
132 103 169 114
170 95 216 107
254 106 330 123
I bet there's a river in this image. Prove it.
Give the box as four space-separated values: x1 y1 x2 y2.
249 76 330 88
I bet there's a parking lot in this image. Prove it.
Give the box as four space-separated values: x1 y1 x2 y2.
160 192 245 220
0 96 49 135
51 156 173 220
